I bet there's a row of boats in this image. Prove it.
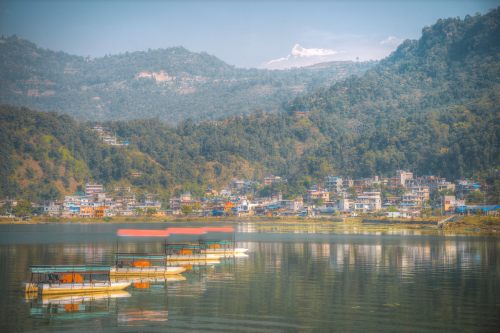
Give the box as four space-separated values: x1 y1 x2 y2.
25 226 248 296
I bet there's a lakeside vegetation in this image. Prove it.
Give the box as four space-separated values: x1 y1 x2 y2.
2 215 498 235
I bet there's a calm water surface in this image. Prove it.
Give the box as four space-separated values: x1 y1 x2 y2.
0 222 499 332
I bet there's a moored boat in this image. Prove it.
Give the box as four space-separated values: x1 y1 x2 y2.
200 248 249 256
110 266 185 276
166 253 221 261
25 265 130 295
41 290 131 305
111 253 186 276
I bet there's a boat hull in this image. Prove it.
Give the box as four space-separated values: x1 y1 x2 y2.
167 254 220 261
201 248 249 255
110 266 186 276
41 290 131 304
38 281 131 295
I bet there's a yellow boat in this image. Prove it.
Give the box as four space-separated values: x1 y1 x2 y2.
111 275 186 284
110 266 186 276
201 247 249 256
41 290 131 305
25 265 130 295
112 253 186 276
166 253 221 261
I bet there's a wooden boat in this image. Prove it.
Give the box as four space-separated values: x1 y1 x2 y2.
110 266 185 276
111 253 186 276
200 248 249 256
111 275 186 284
198 239 248 257
168 258 221 266
41 290 131 305
166 253 221 261
25 265 130 295
165 242 223 262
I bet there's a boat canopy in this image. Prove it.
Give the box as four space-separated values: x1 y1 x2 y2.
201 226 234 233
199 240 233 245
165 227 207 235
116 226 235 237
166 243 203 250
30 265 111 274
117 229 170 237
115 253 167 260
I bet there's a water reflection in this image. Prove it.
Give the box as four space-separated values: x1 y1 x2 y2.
28 291 130 322
0 224 499 332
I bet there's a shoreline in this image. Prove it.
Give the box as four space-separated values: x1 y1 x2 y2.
1 215 498 235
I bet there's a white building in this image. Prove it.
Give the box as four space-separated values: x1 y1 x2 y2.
43 202 62 217
85 183 104 195
325 176 343 192
354 192 381 212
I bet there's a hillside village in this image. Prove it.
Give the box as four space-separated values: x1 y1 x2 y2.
2 170 497 219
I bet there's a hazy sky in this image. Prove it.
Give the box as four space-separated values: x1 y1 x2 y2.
0 0 498 68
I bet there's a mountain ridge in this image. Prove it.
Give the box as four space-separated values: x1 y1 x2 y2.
0 36 374 123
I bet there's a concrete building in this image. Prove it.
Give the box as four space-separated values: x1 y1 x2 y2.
354 192 381 212
397 170 413 187
325 176 343 193
85 183 104 195
43 202 62 217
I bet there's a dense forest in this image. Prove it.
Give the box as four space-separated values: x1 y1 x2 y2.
0 8 499 203
0 37 374 123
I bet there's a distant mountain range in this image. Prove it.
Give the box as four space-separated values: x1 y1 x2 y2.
0 38 374 123
0 8 499 202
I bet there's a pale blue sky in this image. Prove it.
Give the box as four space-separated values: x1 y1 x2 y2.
0 0 498 68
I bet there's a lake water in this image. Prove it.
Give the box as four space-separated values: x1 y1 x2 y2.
0 222 499 332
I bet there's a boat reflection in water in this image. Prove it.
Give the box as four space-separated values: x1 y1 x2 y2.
118 310 169 326
28 290 131 320
111 274 187 291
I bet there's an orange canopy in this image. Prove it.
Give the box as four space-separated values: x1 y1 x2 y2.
201 226 234 233
165 227 207 235
117 229 170 237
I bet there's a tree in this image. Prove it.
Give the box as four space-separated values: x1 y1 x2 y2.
181 205 193 215
0 202 12 216
387 205 398 212
13 200 32 217
313 198 324 206
466 190 485 204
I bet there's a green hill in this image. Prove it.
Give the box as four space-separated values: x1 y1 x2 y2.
1 9 499 203
0 37 373 123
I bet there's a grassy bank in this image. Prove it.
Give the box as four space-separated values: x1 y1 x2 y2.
441 216 500 233
1 215 498 235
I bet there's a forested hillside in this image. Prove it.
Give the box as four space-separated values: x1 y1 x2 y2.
1 9 498 203
0 37 373 123
288 9 500 180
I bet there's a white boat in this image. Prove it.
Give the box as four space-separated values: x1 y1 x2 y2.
200 248 249 256
41 290 131 305
113 253 187 276
168 259 221 266
38 281 131 295
111 275 186 284
25 265 131 295
110 266 186 276
167 253 221 261
203 247 248 253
